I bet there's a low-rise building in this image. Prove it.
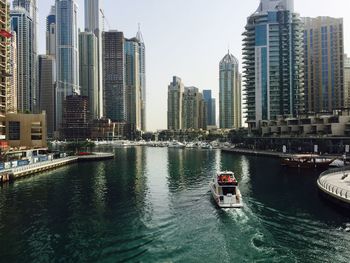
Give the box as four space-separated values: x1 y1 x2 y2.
259 110 350 137
5 112 47 148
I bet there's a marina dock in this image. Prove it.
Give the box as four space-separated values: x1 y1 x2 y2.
0 152 114 183
317 167 350 208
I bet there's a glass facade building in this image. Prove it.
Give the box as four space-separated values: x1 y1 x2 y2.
136 29 146 131
79 32 99 120
303 17 344 113
84 0 103 118
219 52 242 129
167 76 184 130
102 31 126 122
125 38 142 131
203 90 216 126
243 0 304 130
11 7 36 113
55 0 79 130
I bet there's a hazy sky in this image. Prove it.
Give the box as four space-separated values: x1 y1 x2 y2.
36 0 350 131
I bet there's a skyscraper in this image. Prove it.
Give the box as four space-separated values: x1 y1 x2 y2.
125 37 142 131
11 7 36 112
219 51 242 129
9 31 17 113
243 0 304 130
102 31 126 122
303 17 344 113
12 0 38 110
79 31 99 120
203 90 216 126
167 76 184 130
37 7 57 138
38 55 56 138
182 87 206 130
46 5 56 57
136 27 146 131
85 0 103 118
55 0 79 130
0 0 11 139
344 54 350 108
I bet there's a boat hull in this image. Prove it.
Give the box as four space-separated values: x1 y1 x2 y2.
210 183 243 208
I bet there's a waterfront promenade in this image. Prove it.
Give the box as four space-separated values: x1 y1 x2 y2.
221 147 345 160
0 152 114 183
318 167 350 207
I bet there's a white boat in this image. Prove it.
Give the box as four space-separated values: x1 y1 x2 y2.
210 171 243 208
168 141 185 149
199 142 212 149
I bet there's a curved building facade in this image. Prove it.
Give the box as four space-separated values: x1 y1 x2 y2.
243 0 304 130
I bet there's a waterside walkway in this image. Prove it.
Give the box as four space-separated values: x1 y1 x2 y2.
318 167 350 208
0 152 114 183
221 147 284 158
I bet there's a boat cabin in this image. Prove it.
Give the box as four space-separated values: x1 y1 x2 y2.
217 173 238 186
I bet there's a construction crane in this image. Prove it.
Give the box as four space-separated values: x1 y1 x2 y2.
100 9 110 31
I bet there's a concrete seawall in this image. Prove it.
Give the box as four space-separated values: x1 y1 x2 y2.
317 168 350 209
0 153 114 183
221 147 283 158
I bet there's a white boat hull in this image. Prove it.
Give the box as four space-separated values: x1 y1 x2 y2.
210 183 243 208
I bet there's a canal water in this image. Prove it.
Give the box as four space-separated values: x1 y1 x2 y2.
0 147 349 262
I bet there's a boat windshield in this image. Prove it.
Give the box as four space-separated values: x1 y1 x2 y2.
222 187 236 195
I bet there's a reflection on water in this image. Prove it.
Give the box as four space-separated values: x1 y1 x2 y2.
0 148 349 262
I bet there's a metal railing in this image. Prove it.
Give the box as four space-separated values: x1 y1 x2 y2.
318 167 350 201
10 157 77 174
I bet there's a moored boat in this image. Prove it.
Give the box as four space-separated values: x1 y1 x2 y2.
210 171 243 208
281 154 335 169
168 140 185 149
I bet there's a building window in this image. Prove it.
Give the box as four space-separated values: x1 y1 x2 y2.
31 122 42 141
9 122 20 140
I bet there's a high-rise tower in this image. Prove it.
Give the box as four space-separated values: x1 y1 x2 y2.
344 54 350 108
219 51 242 129
243 0 304 130
11 7 36 112
303 17 344 113
203 90 216 127
12 0 38 111
55 0 79 130
79 31 99 120
167 76 184 130
85 0 103 118
102 31 126 122
0 0 11 139
136 26 146 131
46 5 56 57
125 37 141 131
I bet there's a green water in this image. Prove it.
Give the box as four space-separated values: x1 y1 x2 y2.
0 147 349 262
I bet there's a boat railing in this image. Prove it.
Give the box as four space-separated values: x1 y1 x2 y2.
318 166 350 201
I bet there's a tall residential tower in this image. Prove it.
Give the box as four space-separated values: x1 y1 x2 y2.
85 0 103 118
55 0 79 130
303 17 344 113
167 76 184 130
11 7 36 112
219 51 242 129
79 31 99 119
102 31 126 122
203 90 216 127
243 0 304 129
